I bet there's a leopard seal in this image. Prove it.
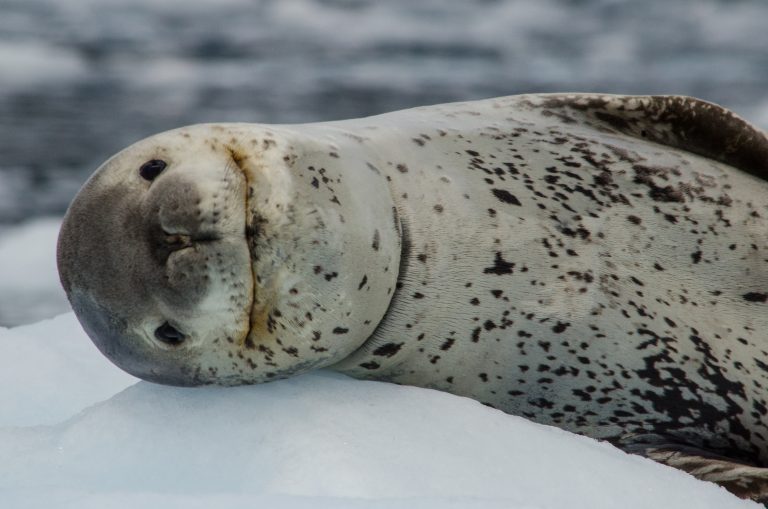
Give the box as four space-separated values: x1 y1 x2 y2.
58 94 768 501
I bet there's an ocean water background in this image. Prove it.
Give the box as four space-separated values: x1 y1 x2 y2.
1 0 768 227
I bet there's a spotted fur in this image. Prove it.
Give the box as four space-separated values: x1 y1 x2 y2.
59 94 768 501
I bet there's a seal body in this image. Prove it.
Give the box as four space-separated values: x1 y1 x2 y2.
58 94 768 499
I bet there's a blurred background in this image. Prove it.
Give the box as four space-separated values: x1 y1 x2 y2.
1 0 767 326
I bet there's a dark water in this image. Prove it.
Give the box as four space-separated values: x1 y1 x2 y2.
1 0 767 226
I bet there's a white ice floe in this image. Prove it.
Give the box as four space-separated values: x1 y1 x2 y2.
0 218 70 326
0 313 757 508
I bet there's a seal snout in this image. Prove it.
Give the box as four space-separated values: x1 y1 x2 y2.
57 126 261 387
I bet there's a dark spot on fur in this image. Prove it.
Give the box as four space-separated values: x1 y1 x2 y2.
594 171 613 187
491 189 522 206
595 111 631 131
373 343 402 357
484 251 515 275
691 250 702 264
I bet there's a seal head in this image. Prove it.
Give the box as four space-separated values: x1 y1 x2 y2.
58 124 400 385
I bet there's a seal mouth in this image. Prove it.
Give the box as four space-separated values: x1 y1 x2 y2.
225 145 259 344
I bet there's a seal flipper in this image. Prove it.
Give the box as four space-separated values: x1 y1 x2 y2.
613 434 768 503
533 94 768 179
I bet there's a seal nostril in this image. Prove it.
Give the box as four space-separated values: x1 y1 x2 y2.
164 233 193 250
140 159 167 181
154 322 185 345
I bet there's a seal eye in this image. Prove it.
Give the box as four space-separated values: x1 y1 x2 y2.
139 159 167 181
154 322 185 345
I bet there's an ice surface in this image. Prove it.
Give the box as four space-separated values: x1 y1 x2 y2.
0 314 758 508
0 218 70 326
0 313 136 427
